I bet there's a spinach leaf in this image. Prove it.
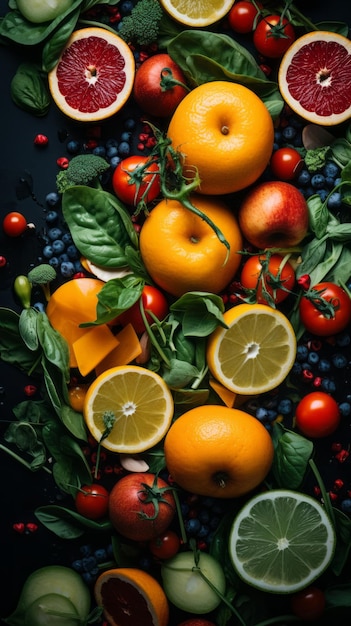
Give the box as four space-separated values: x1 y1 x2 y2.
330 508 351 576
19 308 39 351
167 30 283 116
306 194 329 239
81 274 144 327
11 62 51 116
37 312 70 382
0 307 39 373
170 292 227 336
35 504 112 539
62 186 139 268
271 422 314 489
42 7 81 72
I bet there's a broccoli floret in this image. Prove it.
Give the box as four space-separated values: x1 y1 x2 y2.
119 0 164 46
28 263 57 301
305 146 331 173
56 154 110 193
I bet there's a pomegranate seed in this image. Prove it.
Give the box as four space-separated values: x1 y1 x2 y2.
297 274 311 290
26 522 38 533
335 449 349 463
34 134 49 146
13 523 25 534
313 376 323 388
302 369 314 382
73 272 86 279
84 139 98 150
57 157 69 169
329 491 338 502
0 255 7 268
333 479 344 491
313 486 321 497
24 384 37 396
331 442 343 453
137 143 145 151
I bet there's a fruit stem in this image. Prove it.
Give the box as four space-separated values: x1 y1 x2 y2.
0 443 52 474
192 564 247 625
159 67 190 93
308 458 336 526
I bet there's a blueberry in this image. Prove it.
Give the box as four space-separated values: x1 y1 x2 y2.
317 189 328 202
48 227 63 241
82 556 97 572
80 544 93 557
46 192 60 207
66 244 79 259
325 176 336 189
197 524 210 539
93 146 106 157
52 239 65 254
327 192 342 211
49 256 60 269
106 146 118 158
118 141 131 157
43 245 54 259
60 261 75 278
296 345 309 361
109 156 121 169
318 358 331 373
45 210 58 224
292 362 303 375
297 169 311 187
185 518 201 534
121 131 132 142
277 398 293 415
66 140 81 154
181 502 190 516
282 125 297 141
339 402 351 417
256 407 269 422
120 0 134 15
58 253 69 263
81 572 96 585
74 259 85 272
336 333 350 347
94 548 108 563
311 174 326 189
274 130 282 146
332 353 348 368
323 161 340 179
341 499 351 514
71 559 83 572
124 118 136 131
321 378 336 393
62 232 73 245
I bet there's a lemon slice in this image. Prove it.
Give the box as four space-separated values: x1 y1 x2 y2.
83 365 174 453
159 0 235 27
206 303 296 395
229 489 336 593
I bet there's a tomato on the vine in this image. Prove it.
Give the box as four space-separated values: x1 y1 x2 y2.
228 1 262 34
290 586 326 621
270 147 304 181
149 530 181 559
3 211 27 237
253 15 295 58
112 155 161 207
117 284 169 335
299 282 351 336
295 391 340 438
240 253 295 305
75 484 109 520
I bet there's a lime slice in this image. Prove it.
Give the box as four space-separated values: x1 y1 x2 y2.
229 489 336 593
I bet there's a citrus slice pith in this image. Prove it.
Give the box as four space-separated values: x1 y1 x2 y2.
159 0 235 27
83 365 174 453
94 568 169 626
278 31 351 126
206 303 296 395
229 489 336 594
48 27 135 122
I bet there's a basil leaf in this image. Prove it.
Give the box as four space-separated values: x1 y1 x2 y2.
11 62 50 116
271 423 313 489
307 240 343 286
62 186 138 267
19 307 39 351
37 312 70 380
81 275 144 327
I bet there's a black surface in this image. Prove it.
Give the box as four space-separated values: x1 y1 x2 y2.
1 1 351 624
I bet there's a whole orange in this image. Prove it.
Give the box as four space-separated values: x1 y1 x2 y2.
139 194 243 297
167 80 274 195
164 405 274 498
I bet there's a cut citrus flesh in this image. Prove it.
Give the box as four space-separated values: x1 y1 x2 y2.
278 31 351 126
206 303 296 395
229 489 336 593
48 27 135 122
83 365 174 453
94 568 169 626
159 0 235 27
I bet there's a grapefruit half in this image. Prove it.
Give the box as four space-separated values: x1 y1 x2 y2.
278 31 351 126
48 27 135 122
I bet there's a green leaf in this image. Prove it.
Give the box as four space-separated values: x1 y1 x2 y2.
10 62 50 116
316 20 350 36
81 274 144 327
37 312 70 381
62 186 138 268
42 7 80 72
18 307 39 351
306 194 330 238
35 504 112 539
170 291 226 337
0 307 39 373
325 582 351 609
330 508 351 575
271 423 314 489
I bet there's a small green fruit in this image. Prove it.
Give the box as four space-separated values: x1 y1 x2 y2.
16 0 74 24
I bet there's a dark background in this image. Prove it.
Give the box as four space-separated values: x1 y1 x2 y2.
0 0 351 623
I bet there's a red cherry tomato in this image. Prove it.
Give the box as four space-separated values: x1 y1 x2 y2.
117 284 169 335
270 147 304 181
253 15 295 58
240 253 295 305
2 211 27 237
112 155 161 207
149 530 181 559
290 586 326 621
299 282 351 336
228 1 262 34
295 391 340 438
75 484 109 520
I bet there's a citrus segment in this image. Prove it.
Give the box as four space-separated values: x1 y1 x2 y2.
229 490 336 593
159 0 235 27
83 365 174 453
164 405 274 498
139 194 243 297
278 31 351 126
167 81 274 195
94 568 169 626
48 27 135 121
206 303 296 395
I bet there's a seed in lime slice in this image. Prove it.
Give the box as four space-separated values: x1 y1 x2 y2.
229 489 336 594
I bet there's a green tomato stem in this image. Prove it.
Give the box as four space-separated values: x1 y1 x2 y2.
0 443 52 474
193 566 247 626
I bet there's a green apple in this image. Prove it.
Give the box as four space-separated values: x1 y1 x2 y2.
161 551 226 614
24 594 81 625
16 0 74 24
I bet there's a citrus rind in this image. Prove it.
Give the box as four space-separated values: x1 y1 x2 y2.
48 27 135 122
278 31 351 126
159 0 236 28
229 489 336 594
83 365 174 453
206 304 297 395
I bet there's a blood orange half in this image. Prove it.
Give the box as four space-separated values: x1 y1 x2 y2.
278 31 351 126
48 27 135 122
